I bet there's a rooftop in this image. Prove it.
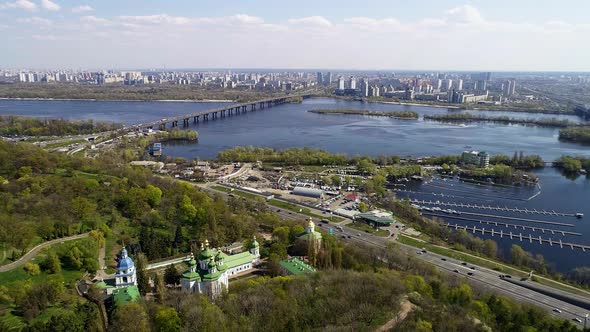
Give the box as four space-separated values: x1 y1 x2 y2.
279 258 316 276
113 285 140 306
356 210 396 225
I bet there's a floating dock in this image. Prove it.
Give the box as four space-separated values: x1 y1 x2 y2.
443 223 589 252
412 199 578 217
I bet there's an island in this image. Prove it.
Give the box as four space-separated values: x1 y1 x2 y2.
308 109 419 119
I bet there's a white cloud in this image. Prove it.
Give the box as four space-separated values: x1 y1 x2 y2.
445 4 483 24
72 5 92 13
41 0 59 11
287 16 332 27
118 14 190 25
80 15 110 25
17 16 52 26
230 14 264 25
0 0 37 11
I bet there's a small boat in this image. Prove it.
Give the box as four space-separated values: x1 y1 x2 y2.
576 213 584 219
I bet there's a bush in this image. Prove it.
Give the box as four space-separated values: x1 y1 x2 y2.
23 262 41 276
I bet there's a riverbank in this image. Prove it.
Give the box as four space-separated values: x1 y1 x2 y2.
309 109 419 119
0 97 234 103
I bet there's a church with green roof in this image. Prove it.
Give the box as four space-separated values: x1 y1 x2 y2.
181 237 260 298
296 217 323 252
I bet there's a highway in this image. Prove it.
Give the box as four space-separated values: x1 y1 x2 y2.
197 182 590 328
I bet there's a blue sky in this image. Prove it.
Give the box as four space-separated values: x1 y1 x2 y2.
1 0 589 70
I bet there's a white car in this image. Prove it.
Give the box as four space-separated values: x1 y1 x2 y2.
552 308 562 313
573 318 582 323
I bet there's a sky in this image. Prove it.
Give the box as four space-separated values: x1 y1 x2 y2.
1 0 589 71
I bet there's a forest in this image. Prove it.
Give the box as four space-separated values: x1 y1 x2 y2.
0 115 122 136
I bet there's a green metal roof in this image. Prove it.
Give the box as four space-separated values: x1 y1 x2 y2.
297 231 322 241
199 248 215 260
113 286 140 306
182 271 201 281
279 258 316 276
222 251 256 269
201 271 223 281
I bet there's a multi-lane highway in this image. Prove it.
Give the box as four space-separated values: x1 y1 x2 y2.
199 182 590 328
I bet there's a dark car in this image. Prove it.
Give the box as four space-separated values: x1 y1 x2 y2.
467 272 474 276
461 262 467 266
441 258 447 261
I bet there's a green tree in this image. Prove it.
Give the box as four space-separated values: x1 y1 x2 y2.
164 264 181 285
23 262 41 276
146 184 163 208
358 202 369 213
154 307 181 332
42 252 62 274
111 303 150 332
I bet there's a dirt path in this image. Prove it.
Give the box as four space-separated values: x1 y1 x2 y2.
375 298 415 332
0 233 89 272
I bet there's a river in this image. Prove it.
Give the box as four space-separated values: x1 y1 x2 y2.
1 97 589 273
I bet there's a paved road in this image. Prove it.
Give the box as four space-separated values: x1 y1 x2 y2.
197 182 590 327
0 233 89 272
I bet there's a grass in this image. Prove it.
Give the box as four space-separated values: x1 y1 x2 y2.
397 234 590 297
347 222 390 237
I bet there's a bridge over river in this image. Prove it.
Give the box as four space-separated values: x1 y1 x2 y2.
131 93 310 131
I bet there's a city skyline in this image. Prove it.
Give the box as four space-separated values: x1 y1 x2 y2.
1 1 590 71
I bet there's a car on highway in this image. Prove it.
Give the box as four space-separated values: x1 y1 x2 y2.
461 262 468 266
470 266 476 270
573 318 582 323
453 269 460 273
467 272 474 276
441 258 447 261
421 249 427 253
357 233 362 237
416 251 423 255
552 308 562 313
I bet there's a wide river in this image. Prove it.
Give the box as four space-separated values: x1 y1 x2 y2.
1 97 589 273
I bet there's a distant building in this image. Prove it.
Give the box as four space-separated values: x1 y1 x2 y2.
461 150 490 168
349 76 356 89
325 72 333 85
355 210 396 227
279 257 317 276
360 79 369 97
456 79 463 91
503 80 516 96
316 72 323 85
337 77 345 90
292 186 324 199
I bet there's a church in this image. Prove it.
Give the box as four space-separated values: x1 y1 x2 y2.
181 237 260 298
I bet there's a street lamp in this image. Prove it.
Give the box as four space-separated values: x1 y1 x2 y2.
584 313 588 329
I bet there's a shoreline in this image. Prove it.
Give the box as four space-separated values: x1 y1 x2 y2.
0 97 235 103
372 100 461 109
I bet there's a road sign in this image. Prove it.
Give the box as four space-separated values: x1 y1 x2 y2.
329 228 333 234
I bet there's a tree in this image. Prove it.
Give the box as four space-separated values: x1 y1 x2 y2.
358 202 369 213
483 239 498 258
146 184 163 208
111 303 150 332
23 262 40 276
331 174 342 187
67 246 83 269
272 226 290 245
153 273 167 303
42 252 62 274
154 307 181 332
164 264 181 285
135 253 149 294
511 244 526 266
